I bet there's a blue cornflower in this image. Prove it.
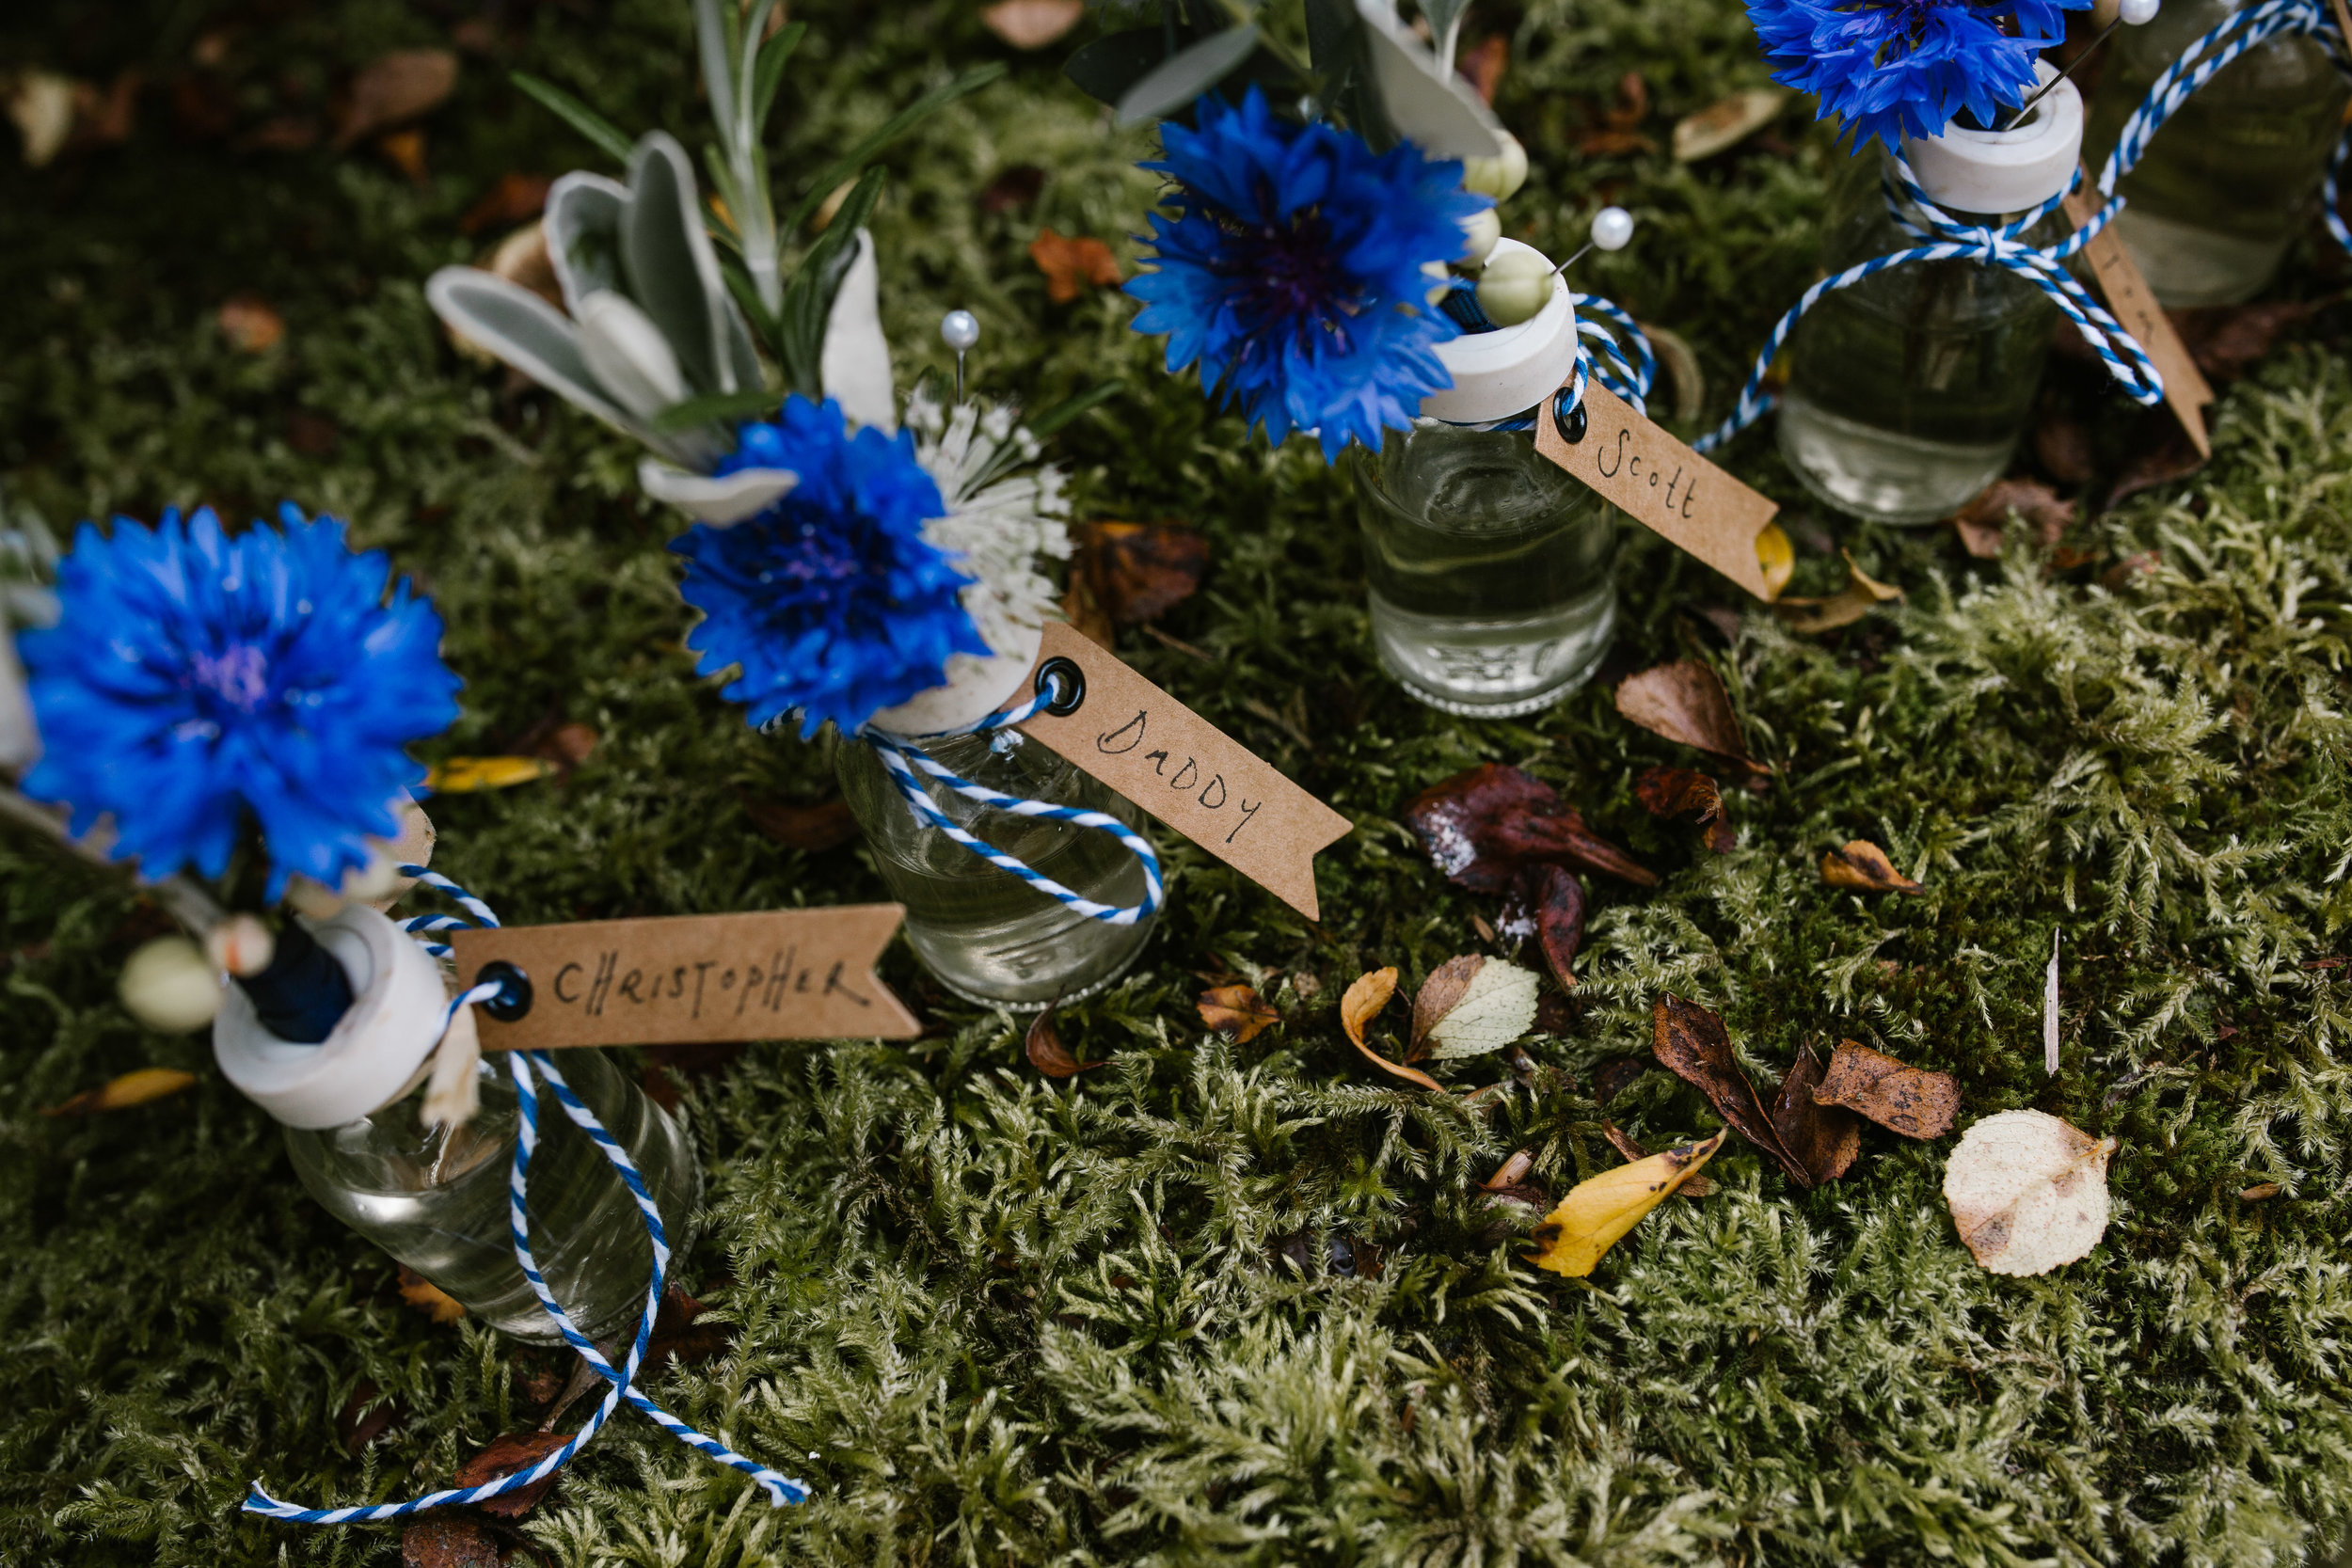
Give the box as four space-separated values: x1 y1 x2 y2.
19 504 459 900
1126 87 1491 463
675 396 985 737
1750 0 2090 152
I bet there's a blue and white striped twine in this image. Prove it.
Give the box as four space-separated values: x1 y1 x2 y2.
862 672 1164 927
243 873 807 1526
1692 154 2164 455
2097 0 2352 258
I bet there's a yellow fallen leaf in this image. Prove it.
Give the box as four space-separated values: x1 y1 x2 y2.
1820 838 1924 895
1340 967 1441 1091
42 1066 199 1117
397 1265 468 1323
1773 550 1901 634
1756 521 1794 599
1529 1130 1724 1276
424 755 556 792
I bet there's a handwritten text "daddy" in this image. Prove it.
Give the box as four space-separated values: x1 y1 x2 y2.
1095 709 1263 844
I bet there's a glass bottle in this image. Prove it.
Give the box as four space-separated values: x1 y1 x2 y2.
285 1049 700 1345
1778 73 2081 525
1355 421 1617 716
2084 0 2348 306
1359 237 1619 717
834 726 1157 1009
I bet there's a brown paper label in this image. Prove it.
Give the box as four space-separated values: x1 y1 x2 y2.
449 906 919 1050
2062 182 2214 457
1534 379 1784 601
1015 622 1353 922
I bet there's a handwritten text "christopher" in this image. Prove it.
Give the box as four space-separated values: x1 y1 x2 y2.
553 947 874 1022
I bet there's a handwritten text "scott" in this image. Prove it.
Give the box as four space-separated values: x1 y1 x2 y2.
1094 709 1263 844
552 947 874 1022
1594 425 1699 520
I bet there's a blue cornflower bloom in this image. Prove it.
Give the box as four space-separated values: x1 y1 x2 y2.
675 396 985 737
1750 0 2090 152
1126 87 1491 463
19 504 459 900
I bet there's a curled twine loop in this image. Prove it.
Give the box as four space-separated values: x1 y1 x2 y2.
1692 157 2164 455
1436 284 1659 431
243 872 807 1525
2098 0 2352 257
860 665 1165 927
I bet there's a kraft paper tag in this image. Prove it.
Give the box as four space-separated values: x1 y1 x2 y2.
1534 379 1784 601
2062 181 2214 457
450 906 919 1050
1015 621 1353 922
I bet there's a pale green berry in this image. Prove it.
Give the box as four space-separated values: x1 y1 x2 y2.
119 936 223 1034
1460 132 1529 202
1457 208 1502 265
1475 247 1554 327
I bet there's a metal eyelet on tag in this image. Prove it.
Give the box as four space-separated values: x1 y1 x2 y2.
1036 656 1087 716
1551 388 1589 446
476 960 533 1022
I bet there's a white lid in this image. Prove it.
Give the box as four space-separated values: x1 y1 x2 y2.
213 904 452 1130
1902 63 2084 214
1418 239 1581 425
868 619 1042 736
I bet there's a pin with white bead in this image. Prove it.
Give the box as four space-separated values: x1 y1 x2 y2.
941 309 980 405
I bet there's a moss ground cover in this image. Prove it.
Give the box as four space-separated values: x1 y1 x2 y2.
4 1 2352 1562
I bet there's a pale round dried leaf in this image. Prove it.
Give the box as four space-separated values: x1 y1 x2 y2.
1422 959 1538 1059
1943 1109 2116 1276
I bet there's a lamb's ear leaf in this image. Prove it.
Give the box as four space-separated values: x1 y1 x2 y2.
544 172 628 316
425 268 634 432
776 167 884 401
819 229 897 433
1352 0 1503 159
618 132 739 395
780 64 1005 237
1116 24 1259 125
509 71 635 166
1419 0 1473 72
639 459 798 527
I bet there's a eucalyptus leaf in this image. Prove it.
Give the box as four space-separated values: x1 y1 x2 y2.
1116 24 1260 125
1353 0 1502 159
619 132 742 395
543 172 627 315
509 72 636 166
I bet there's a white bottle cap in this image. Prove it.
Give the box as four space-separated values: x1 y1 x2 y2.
1902 63 2085 214
1419 238 1582 426
213 904 452 1130
867 621 1043 736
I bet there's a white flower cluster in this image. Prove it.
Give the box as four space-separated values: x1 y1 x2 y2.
906 388 1071 671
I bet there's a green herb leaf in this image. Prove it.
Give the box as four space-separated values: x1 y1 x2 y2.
781 64 1005 237
509 71 636 166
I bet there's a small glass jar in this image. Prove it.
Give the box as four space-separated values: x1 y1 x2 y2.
285 1049 699 1344
1362 237 1620 717
834 727 1156 1009
2085 0 2349 306
1779 73 2081 525
1355 420 1617 716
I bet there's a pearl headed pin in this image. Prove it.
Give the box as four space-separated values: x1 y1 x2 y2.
941 309 979 404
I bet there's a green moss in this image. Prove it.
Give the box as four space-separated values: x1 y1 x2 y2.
4 1 2351 1563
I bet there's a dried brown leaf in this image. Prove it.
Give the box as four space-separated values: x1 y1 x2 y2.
1028 227 1122 303
1592 1056 1648 1105
1457 35 1508 103
2170 299 2318 384
376 127 428 183
980 164 1046 214
1943 1109 2116 1275
2240 1181 2281 1201
335 1377 401 1452
1340 967 1441 1091
1772 551 1903 634
1770 1042 1861 1184
1198 984 1279 1043
1950 478 2076 559
396 1265 467 1324
455 1429 569 1519
217 295 284 353
1672 87 1788 162
1072 521 1208 626
1815 1039 1959 1138
461 172 552 235
1025 1004 1104 1078
1408 955 1484 1055
41 1066 197 1116
1602 1121 1718 1196
1820 839 1924 895
2108 409 2207 506
1633 766 1734 853
981 0 1086 48
401 1516 506 1568
2034 409 2097 485
336 48 458 149
1404 763 1654 892
1575 128 1656 156
1499 862 1586 988
1651 994 1811 1187
1614 661 1765 775
644 1283 733 1375
740 795 858 852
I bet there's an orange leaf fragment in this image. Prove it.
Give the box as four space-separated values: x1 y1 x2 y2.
1820 839 1924 895
1029 228 1122 303
1198 984 1279 1043
1339 967 1440 1091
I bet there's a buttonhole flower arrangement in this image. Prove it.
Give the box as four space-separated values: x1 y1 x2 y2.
1746 0 2091 151
1127 86 1492 462
16 504 458 905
